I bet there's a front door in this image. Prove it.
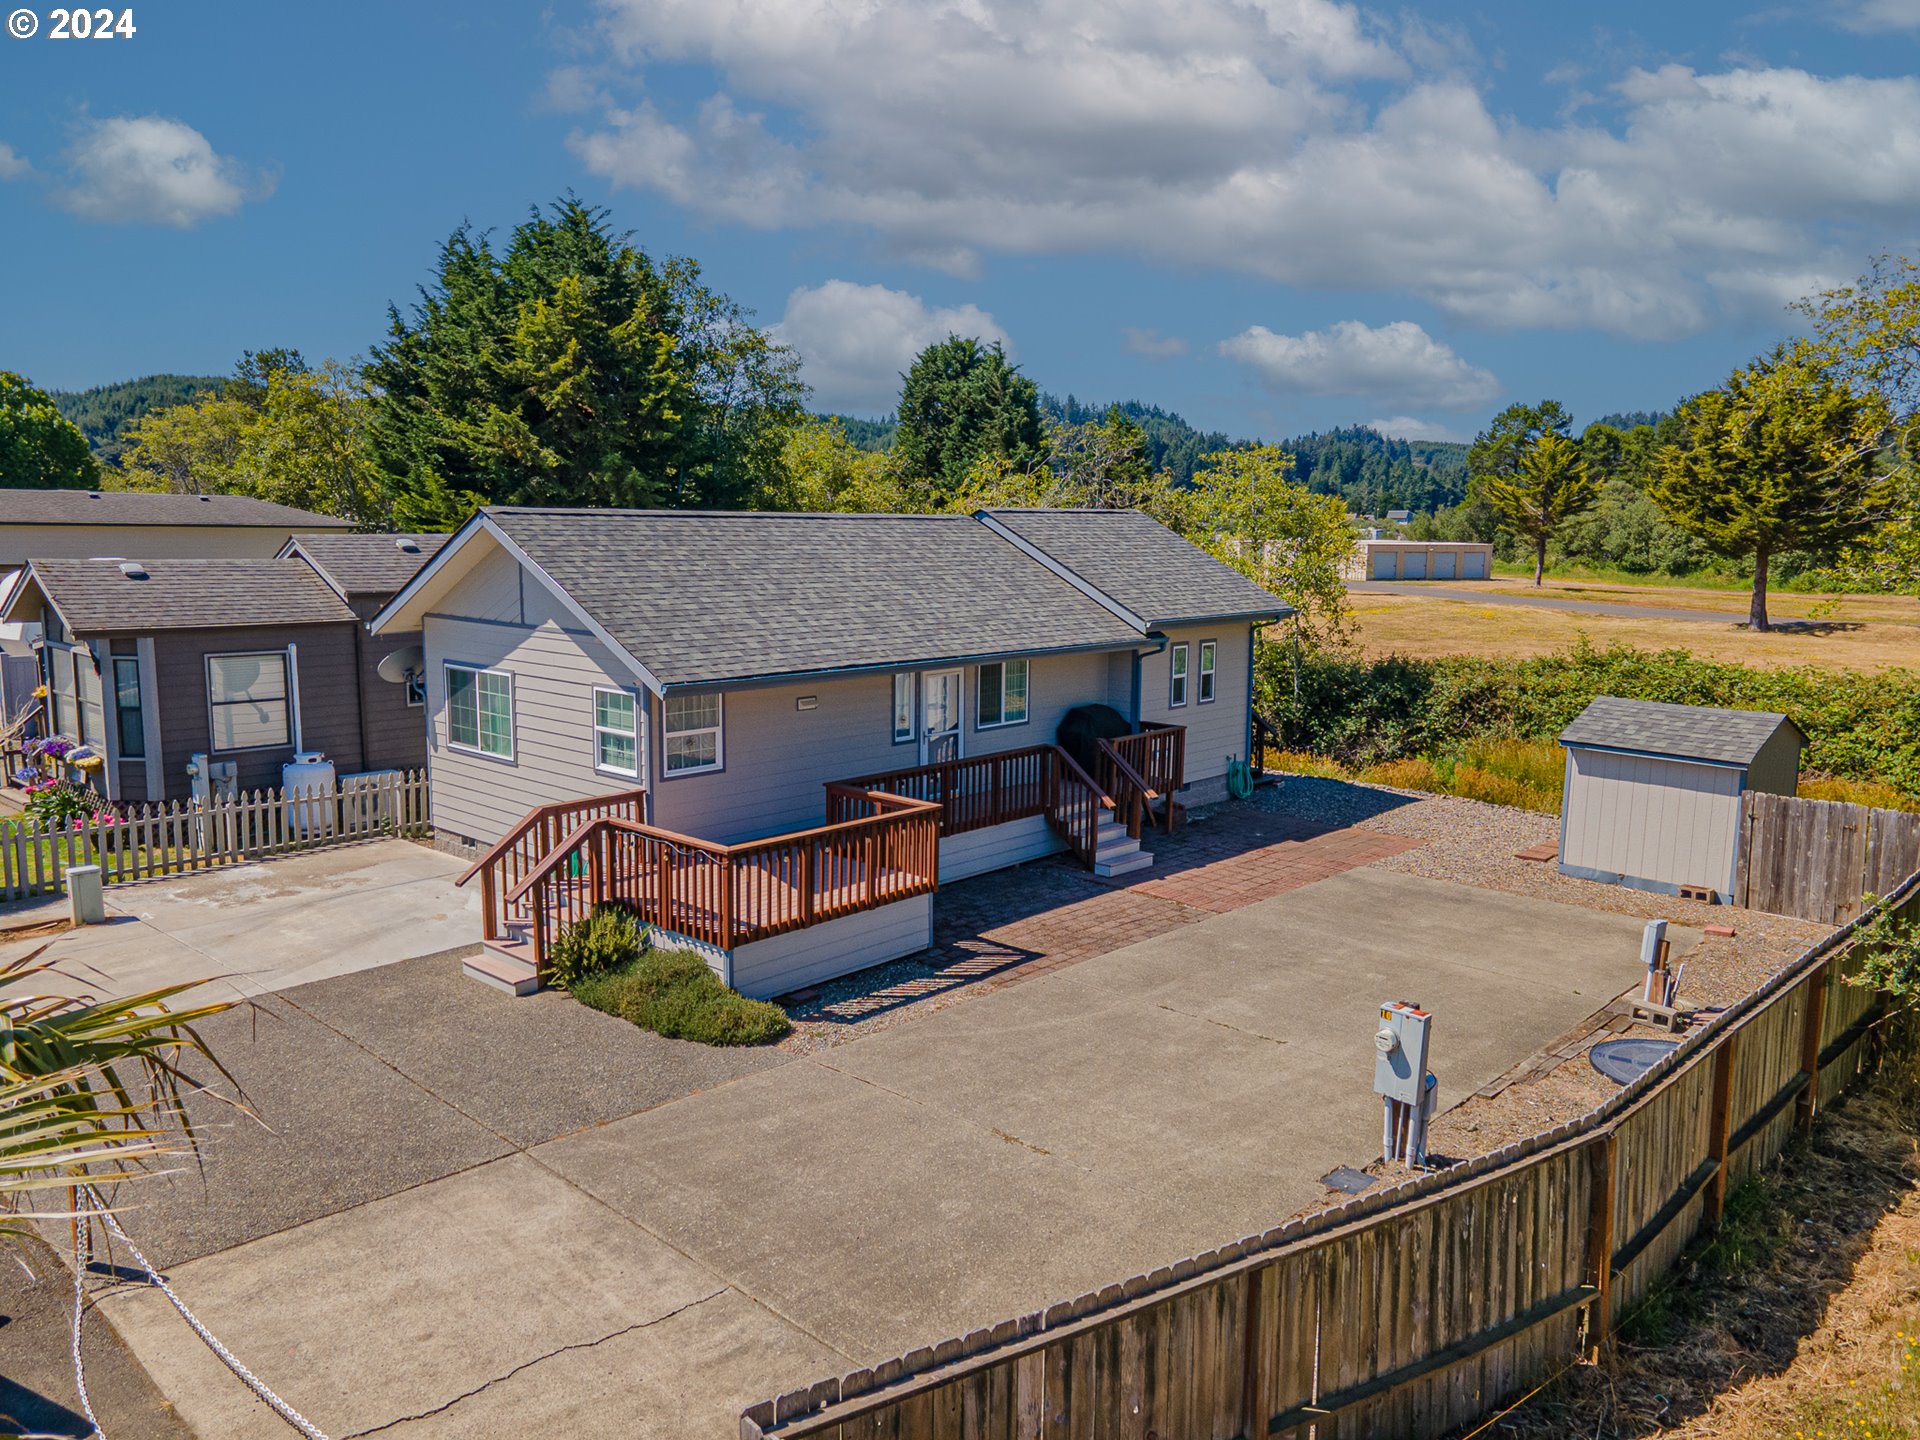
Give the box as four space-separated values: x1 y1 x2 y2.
921 669 964 764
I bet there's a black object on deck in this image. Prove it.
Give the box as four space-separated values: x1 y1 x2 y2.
1057 704 1131 776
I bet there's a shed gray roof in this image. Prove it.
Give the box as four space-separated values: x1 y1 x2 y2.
487 508 1152 687
19 558 358 635
981 509 1289 626
283 532 449 597
1559 696 1804 767
0 489 356 529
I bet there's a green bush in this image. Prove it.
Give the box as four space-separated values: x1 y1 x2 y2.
545 904 644 990
1263 639 1920 800
571 947 791 1046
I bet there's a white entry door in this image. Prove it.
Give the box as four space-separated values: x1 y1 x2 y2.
921 669 964 764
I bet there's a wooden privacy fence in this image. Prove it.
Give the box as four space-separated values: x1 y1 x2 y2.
0 770 430 902
1738 790 1920 924
742 870 1919 1440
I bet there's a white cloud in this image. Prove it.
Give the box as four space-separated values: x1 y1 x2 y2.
0 143 28 181
1122 327 1188 359
564 1 1920 338
1220 320 1500 410
1836 0 1920 30
1365 416 1471 444
769 280 1011 414
56 116 266 227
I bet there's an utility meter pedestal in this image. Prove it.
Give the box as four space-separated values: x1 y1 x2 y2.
1374 1000 1437 1167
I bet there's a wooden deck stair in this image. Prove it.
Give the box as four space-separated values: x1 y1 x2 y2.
1092 807 1152 877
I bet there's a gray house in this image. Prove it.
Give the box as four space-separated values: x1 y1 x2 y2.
1558 696 1805 903
5 535 445 804
372 506 1288 997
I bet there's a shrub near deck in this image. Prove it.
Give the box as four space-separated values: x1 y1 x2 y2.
572 948 792 1047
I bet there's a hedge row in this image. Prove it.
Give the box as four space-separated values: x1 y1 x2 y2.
1259 640 1920 799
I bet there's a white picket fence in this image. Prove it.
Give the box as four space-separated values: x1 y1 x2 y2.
0 770 431 903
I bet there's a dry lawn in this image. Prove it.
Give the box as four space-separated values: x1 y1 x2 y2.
1350 588 1920 673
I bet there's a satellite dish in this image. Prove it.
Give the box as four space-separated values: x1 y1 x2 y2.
376 644 425 684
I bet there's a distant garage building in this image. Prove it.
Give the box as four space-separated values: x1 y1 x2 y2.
1347 539 1493 581
1557 697 1805 904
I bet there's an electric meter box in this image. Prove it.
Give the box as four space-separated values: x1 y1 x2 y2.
1373 1001 1432 1105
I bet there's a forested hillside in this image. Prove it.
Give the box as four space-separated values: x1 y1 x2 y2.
52 374 222 467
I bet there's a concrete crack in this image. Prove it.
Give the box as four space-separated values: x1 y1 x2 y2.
1154 1002 1289 1047
339 1289 730 1438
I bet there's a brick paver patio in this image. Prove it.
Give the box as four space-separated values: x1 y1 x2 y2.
781 802 1425 1049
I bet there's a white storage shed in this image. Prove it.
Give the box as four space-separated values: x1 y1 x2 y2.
1557 697 1805 903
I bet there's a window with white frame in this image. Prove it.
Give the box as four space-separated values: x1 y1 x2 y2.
1198 640 1217 703
976 658 1029 729
446 663 513 759
1169 643 1189 708
593 687 639 776
663 692 723 774
891 673 914 744
207 652 291 751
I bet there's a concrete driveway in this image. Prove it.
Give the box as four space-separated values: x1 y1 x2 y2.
0 839 480 1002
85 867 1669 1439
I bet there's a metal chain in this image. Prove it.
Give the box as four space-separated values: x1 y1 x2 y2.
69 1201 104 1440
79 1185 332 1440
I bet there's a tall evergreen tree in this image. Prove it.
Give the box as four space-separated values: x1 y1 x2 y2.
1651 344 1894 630
365 198 805 528
893 337 1045 501
0 372 97 489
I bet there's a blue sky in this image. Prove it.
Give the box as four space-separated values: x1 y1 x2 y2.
4 0 1919 443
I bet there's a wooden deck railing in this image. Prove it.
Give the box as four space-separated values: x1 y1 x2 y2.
502 793 942 975
459 787 647 942
835 744 1119 868
1105 721 1185 832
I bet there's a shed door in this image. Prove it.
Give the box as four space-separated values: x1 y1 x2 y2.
1370 550 1395 580
1463 551 1487 579
1432 551 1456 579
1402 551 1427 579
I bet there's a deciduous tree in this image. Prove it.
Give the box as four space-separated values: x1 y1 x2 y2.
0 372 97 489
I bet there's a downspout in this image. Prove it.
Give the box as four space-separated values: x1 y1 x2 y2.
286 642 304 754
352 619 373 772
1131 633 1168 725
1244 622 1256 765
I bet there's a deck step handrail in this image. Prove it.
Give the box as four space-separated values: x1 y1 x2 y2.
1105 723 1185 832
1092 738 1155 839
456 787 648 886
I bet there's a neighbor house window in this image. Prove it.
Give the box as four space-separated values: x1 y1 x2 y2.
663 693 723 774
47 646 77 739
405 671 425 708
77 657 106 749
593 687 639 777
1198 640 1217 704
446 663 513 759
976 658 1029 729
892 673 915 744
207 652 291 751
113 656 145 759
1169 643 1189 708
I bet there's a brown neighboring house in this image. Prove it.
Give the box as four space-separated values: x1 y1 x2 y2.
3 534 446 805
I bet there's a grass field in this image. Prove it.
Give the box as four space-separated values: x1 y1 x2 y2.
1349 581 1920 673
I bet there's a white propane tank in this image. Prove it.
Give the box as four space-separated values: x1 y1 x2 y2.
282 752 336 837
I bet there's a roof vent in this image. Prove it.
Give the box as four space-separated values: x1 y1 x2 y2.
87 491 102 500
197 494 212 502
395 537 421 554
118 561 148 580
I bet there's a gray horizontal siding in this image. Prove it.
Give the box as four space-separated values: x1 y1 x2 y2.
939 815 1064 882
1136 622 1252 787
728 894 933 999
423 615 644 848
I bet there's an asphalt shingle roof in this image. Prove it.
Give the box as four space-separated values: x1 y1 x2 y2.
487 509 1151 686
1559 696 1802 767
0 489 356 529
287 533 449 597
982 509 1290 626
24 559 358 635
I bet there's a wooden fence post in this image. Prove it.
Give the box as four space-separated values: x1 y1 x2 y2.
1241 1264 1273 1439
1706 1034 1737 1226
1585 1131 1618 1359
1797 962 1830 1133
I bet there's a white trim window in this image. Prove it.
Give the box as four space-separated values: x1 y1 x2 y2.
446 663 514 759
663 692 723 774
593 687 640 777
891 673 915 744
1169 643 1190 708
976 658 1029 729
207 652 292 751
1198 640 1217 704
